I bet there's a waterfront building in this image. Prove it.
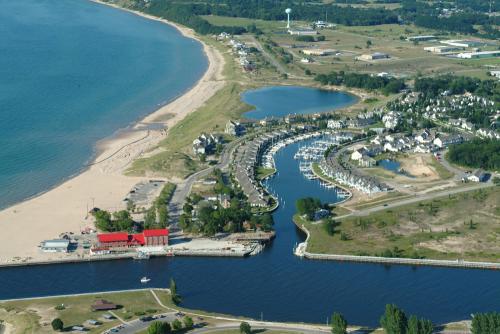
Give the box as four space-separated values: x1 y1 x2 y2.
96 229 169 250
40 239 70 253
327 119 346 129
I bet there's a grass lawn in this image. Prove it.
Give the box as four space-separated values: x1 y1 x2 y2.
0 289 173 334
304 186 500 262
255 167 276 180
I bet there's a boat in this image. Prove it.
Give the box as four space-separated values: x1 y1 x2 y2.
140 277 151 283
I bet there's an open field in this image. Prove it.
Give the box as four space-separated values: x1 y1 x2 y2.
0 289 172 334
304 186 500 262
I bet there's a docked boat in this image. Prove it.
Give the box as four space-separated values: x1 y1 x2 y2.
140 276 151 283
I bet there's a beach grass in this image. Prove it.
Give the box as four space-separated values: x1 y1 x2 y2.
304 186 500 262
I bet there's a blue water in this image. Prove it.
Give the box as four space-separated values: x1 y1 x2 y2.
378 159 401 172
0 1 498 326
242 86 356 120
0 140 498 325
0 0 207 209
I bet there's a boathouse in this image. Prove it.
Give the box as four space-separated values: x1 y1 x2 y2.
96 229 169 249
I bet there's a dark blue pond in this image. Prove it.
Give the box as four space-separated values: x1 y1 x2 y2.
242 86 357 120
0 139 498 326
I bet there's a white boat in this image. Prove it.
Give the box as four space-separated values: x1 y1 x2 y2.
140 277 151 284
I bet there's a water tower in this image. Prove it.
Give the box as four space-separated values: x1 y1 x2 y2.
285 8 292 29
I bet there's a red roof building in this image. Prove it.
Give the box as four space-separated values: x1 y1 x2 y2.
96 229 169 250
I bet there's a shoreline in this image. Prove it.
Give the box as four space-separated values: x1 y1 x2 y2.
0 0 226 265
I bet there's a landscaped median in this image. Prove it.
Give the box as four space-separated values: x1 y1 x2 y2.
292 186 500 268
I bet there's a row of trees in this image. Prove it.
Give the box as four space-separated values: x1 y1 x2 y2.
146 315 194 334
414 75 500 102
315 71 406 95
144 183 177 230
447 139 500 170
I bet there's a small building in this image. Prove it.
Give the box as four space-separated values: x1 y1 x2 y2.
456 51 500 59
357 52 390 61
143 229 169 246
441 39 485 48
91 299 118 311
40 239 70 253
288 28 317 36
313 209 330 221
489 70 500 79
302 49 333 56
406 35 437 42
300 57 313 63
468 169 487 182
424 46 462 54
102 314 115 320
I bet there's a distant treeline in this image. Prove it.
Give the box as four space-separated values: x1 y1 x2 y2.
414 75 500 102
315 71 406 95
448 139 500 170
400 0 500 37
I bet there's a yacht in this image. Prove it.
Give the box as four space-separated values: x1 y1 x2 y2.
140 277 151 284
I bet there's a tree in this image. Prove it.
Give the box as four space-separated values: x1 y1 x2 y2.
144 207 157 229
380 304 408 334
51 318 64 332
148 321 171 334
170 278 182 305
240 322 251 334
172 319 182 331
331 312 348 334
183 316 194 329
113 210 134 231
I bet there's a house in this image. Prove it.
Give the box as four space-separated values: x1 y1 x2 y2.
351 147 369 161
313 209 330 221
193 133 221 155
461 121 474 131
40 239 70 253
327 119 346 129
415 129 434 144
468 169 487 182
359 155 376 167
219 194 231 209
91 299 118 311
433 134 463 148
225 120 245 137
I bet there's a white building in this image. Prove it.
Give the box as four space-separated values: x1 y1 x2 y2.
327 119 346 129
456 51 500 59
40 239 70 253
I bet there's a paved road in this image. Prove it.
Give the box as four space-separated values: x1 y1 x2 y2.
168 138 243 224
190 323 329 334
334 182 494 220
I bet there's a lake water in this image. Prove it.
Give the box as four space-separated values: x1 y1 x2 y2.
0 0 207 209
242 86 356 120
0 2 498 327
0 138 498 325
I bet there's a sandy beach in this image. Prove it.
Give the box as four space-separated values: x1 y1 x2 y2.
0 1 225 265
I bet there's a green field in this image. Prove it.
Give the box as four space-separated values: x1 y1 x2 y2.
303 186 500 262
0 289 173 334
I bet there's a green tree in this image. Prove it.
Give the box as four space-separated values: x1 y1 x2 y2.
183 316 194 329
94 210 113 231
380 304 408 334
144 207 157 229
113 210 134 231
240 322 252 334
331 312 348 334
51 318 64 332
148 321 171 334
170 278 182 305
172 319 182 331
